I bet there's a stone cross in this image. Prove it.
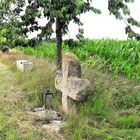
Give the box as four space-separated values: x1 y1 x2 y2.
55 52 92 113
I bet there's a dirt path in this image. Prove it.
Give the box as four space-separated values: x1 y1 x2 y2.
0 63 23 102
0 62 60 140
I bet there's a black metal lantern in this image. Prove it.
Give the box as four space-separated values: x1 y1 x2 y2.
44 89 53 109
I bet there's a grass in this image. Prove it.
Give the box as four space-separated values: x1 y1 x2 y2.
0 52 61 109
0 62 50 140
0 53 62 140
15 58 61 109
63 66 140 140
1 40 140 140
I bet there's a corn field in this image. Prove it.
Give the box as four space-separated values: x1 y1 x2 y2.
21 39 140 80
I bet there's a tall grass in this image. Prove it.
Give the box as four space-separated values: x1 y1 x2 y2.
1 51 140 139
15 57 61 109
63 67 140 140
0 52 61 109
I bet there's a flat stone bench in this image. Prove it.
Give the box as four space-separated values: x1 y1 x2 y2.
16 60 33 72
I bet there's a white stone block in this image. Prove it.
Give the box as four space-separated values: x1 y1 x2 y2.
16 60 33 72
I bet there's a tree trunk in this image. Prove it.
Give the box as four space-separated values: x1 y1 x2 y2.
56 18 62 70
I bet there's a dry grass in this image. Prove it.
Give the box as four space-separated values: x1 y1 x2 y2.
0 52 63 140
1 50 140 140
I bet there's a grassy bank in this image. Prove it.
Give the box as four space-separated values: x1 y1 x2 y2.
0 59 51 140
1 50 140 140
20 39 140 80
0 52 61 109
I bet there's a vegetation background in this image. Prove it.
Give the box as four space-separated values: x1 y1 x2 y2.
0 0 140 139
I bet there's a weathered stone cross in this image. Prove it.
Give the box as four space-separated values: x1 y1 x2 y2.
55 52 92 113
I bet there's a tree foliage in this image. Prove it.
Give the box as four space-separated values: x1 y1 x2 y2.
108 0 140 40
0 0 140 68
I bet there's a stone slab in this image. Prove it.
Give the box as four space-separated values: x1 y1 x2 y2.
42 120 66 133
16 60 33 72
